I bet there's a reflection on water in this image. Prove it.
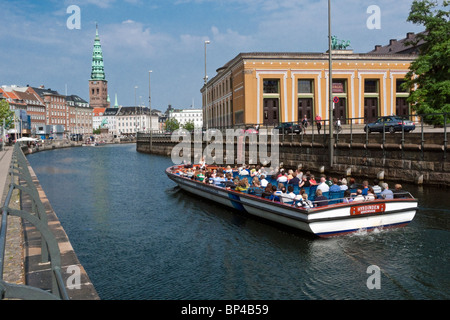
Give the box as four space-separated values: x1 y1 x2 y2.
27 144 450 300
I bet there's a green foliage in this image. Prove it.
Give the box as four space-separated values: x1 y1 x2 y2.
182 120 195 131
165 118 180 132
93 128 102 134
0 100 14 129
403 0 450 125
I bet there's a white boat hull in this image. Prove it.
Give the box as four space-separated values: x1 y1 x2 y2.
166 166 418 237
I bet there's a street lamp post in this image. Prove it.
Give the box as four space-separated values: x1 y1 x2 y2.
149 70 152 151
204 40 210 130
328 0 334 168
134 85 138 135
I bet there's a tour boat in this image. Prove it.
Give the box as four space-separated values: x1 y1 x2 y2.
166 165 418 237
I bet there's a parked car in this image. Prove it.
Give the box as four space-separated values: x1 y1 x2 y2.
275 122 302 134
244 126 258 134
364 116 415 133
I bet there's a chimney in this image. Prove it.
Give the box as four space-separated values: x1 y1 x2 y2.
389 39 397 46
374 45 381 51
407 32 415 39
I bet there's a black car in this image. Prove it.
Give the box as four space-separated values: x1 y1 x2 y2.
275 122 302 134
364 116 415 133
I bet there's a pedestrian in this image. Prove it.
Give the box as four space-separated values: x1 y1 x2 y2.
315 115 322 134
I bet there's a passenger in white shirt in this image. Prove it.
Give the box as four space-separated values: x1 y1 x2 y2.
317 176 329 192
260 175 269 187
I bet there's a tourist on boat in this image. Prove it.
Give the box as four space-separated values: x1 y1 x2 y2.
199 156 206 170
352 189 365 202
224 165 233 174
339 179 348 191
235 178 250 192
361 180 369 195
286 185 299 202
269 185 281 202
329 178 341 192
262 183 273 199
325 176 333 187
365 187 376 201
196 170 205 182
393 184 405 198
287 170 294 181
343 190 353 203
213 172 226 186
317 176 330 193
309 174 317 185
279 186 291 203
314 189 328 207
239 165 250 176
223 173 235 189
299 176 310 188
277 171 288 183
298 193 313 208
288 172 300 186
380 183 394 199
248 177 264 197
372 179 382 194
260 175 269 187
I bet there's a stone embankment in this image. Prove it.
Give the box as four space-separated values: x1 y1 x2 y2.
1 144 100 300
137 130 450 186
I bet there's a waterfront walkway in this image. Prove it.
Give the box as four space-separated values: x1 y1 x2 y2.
1 145 99 300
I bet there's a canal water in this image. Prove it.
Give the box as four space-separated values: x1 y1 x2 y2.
27 144 449 300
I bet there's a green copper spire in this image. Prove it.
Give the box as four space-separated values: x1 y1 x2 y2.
114 93 118 108
90 24 106 80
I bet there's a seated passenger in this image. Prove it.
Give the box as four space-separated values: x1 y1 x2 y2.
309 174 317 185
329 178 341 192
299 176 309 188
314 189 328 207
380 183 394 199
262 183 273 199
235 178 249 192
260 175 269 187
372 179 382 194
213 173 225 186
288 172 300 185
269 185 281 202
343 189 353 203
287 185 300 201
279 186 293 204
277 171 288 183
248 177 264 197
365 187 376 201
297 193 313 209
352 189 365 202
392 184 406 198
361 180 369 195
223 173 235 189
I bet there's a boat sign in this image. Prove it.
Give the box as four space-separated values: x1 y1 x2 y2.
351 203 386 215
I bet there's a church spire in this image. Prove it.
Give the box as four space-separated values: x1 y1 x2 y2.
90 24 105 80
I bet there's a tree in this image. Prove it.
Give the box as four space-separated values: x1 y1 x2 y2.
403 0 450 125
164 118 180 132
0 100 14 129
182 120 195 132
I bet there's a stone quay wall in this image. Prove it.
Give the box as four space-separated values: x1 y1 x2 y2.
137 131 450 186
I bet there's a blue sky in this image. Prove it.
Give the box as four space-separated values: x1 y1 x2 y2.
0 0 423 112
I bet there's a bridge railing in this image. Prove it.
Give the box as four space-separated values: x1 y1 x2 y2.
138 112 450 161
0 144 69 300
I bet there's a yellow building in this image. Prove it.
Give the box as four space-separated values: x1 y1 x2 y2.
201 51 415 128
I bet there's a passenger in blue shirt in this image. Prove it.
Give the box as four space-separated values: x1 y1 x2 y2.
329 178 341 192
361 180 369 195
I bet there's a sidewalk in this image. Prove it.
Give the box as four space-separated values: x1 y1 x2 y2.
0 146 25 286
